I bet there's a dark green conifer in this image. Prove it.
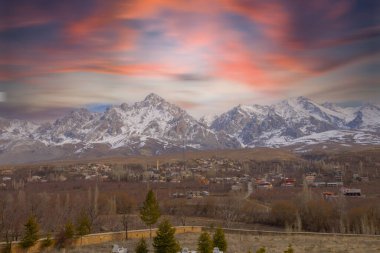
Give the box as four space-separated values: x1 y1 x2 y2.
20 216 39 249
212 227 227 252
197 231 212 253
140 189 161 237
153 219 180 253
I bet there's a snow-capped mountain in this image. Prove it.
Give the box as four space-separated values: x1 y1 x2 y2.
0 94 379 164
0 93 241 164
0 118 39 150
199 114 218 127
210 97 380 147
346 104 380 130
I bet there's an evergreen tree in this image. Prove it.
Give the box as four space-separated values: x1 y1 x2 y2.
153 219 180 253
212 227 227 252
140 189 161 237
76 211 91 244
56 221 75 249
64 221 75 239
76 212 91 235
135 237 149 253
197 232 212 253
20 216 39 249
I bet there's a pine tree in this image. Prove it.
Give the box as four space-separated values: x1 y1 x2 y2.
212 227 227 252
64 221 75 239
135 237 149 253
20 215 39 249
140 189 161 238
56 221 75 249
197 232 212 253
153 219 180 253
76 211 91 244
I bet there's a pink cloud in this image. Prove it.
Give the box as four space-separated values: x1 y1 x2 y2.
2 0 375 96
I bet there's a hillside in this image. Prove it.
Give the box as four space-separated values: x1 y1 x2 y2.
0 94 379 164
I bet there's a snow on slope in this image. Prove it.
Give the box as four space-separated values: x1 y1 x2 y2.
272 96 346 127
210 96 380 148
0 118 39 149
0 94 380 164
266 130 380 147
29 93 240 151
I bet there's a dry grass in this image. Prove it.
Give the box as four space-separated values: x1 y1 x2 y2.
1 147 302 169
54 232 380 253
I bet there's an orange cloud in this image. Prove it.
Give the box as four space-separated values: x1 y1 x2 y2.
1 0 374 96
223 0 291 46
212 41 274 89
223 0 354 50
57 62 186 78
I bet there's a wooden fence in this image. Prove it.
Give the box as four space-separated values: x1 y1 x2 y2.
1 225 379 253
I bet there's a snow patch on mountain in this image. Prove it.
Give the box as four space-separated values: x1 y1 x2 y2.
0 94 379 164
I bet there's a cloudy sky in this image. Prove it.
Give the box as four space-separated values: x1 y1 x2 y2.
0 0 379 120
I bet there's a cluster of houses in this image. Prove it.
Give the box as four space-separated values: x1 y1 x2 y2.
0 163 113 189
250 169 366 200
172 190 210 199
0 157 372 201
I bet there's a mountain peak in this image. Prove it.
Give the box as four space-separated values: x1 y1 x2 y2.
144 93 165 103
293 96 312 104
296 96 309 100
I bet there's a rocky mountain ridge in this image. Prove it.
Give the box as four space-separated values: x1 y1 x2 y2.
0 94 379 164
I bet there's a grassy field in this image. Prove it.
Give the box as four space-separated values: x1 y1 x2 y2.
54 232 380 253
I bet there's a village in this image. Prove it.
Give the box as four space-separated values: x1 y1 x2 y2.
0 156 372 200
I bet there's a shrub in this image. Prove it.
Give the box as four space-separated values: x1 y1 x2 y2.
40 234 53 249
270 201 298 227
256 247 266 253
300 200 338 232
284 244 294 253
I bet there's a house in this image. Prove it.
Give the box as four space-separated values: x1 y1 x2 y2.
231 184 243 191
341 187 361 197
310 182 326 187
257 181 273 189
305 175 316 184
281 178 296 187
326 182 343 187
2 177 11 182
322 191 338 201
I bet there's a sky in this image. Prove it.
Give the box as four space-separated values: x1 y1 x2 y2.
0 0 380 120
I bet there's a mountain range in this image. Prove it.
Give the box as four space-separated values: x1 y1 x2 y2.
1 93 379 164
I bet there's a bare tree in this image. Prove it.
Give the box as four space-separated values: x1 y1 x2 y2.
218 197 242 228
